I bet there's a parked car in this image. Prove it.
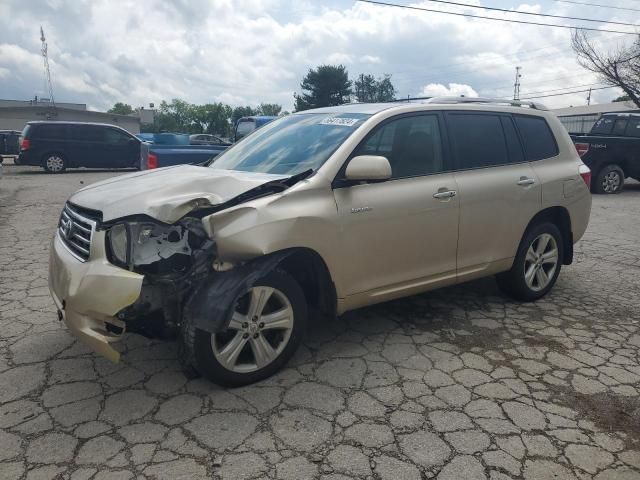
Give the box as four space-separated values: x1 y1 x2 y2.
234 115 278 141
0 130 21 155
571 112 640 194
17 122 228 173
49 98 591 386
18 122 141 172
190 134 231 146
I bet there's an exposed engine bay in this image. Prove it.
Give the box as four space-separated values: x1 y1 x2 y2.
112 217 216 338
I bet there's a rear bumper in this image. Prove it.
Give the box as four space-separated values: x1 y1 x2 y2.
17 151 38 166
49 231 144 362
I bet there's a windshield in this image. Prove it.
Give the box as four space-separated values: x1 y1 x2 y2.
212 113 370 175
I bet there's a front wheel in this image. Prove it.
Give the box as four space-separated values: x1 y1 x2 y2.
190 270 307 387
43 153 67 173
594 164 624 194
496 223 563 302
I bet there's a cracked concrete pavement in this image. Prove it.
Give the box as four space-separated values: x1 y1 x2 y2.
1 163 639 480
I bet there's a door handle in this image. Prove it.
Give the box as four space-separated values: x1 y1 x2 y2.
517 177 536 186
433 190 457 199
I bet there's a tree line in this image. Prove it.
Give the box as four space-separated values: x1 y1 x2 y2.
107 64 397 135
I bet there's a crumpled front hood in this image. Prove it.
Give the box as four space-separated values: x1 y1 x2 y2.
69 165 288 223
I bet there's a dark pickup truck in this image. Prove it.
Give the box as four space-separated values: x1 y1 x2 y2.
571 113 640 194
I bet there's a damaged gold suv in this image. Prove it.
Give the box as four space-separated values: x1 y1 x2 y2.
49 98 592 386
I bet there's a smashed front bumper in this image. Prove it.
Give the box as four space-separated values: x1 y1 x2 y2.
48 230 144 362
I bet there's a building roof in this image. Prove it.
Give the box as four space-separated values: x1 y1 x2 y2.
0 105 140 122
551 101 638 117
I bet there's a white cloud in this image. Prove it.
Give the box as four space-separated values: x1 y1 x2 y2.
419 83 479 98
0 0 632 111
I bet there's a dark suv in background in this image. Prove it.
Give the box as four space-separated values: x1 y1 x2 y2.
18 121 141 173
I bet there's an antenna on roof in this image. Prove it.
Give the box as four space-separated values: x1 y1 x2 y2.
40 26 55 107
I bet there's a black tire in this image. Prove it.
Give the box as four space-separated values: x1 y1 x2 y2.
593 164 624 194
187 270 307 387
496 222 564 302
43 153 67 173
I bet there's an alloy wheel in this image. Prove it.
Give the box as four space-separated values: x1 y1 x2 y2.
524 233 558 292
46 155 64 172
211 286 294 373
602 171 621 193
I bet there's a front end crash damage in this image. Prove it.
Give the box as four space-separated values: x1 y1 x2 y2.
109 171 314 350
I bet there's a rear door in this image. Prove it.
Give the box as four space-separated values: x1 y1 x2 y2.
445 112 542 282
333 112 459 298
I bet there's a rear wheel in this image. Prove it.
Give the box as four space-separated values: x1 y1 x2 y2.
496 222 563 302
594 164 624 194
189 270 307 387
43 153 66 173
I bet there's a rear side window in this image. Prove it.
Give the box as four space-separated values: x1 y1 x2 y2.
626 117 640 137
514 115 558 161
591 116 614 135
612 118 628 136
501 117 524 163
446 113 509 169
37 124 67 139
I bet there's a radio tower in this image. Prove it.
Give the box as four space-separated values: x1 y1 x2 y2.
513 66 522 101
40 26 55 106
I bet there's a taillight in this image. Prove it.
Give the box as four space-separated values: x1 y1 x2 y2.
579 164 591 189
574 142 589 158
20 138 30 151
147 152 158 169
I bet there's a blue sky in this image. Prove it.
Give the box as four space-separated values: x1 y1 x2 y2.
0 0 635 111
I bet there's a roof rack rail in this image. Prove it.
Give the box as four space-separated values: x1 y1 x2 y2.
423 96 548 111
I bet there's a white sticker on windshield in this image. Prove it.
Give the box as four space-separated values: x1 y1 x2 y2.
320 117 360 127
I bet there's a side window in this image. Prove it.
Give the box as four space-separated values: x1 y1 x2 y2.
591 116 614 135
83 126 105 142
612 118 628 136
626 117 640 137
446 113 508 169
38 124 67 139
354 115 444 178
104 128 131 144
514 115 559 161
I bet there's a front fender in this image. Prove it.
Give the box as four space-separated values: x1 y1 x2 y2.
183 250 294 333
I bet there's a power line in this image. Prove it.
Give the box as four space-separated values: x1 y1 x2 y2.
519 85 615 99
553 0 640 12
520 82 607 96
421 0 640 27
358 0 639 35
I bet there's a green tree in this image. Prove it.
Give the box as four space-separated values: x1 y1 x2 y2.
156 99 195 133
108 102 134 115
258 103 282 116
294 65 352 111
354 74 396 103
192 103 233 136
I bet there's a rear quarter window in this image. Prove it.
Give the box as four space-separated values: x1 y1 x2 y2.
514 115 558 161
37 124 67 139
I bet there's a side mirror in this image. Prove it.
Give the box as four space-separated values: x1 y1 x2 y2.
345 155 392 181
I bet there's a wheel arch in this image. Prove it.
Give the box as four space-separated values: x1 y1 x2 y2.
276 247 337 319
523 206 573 265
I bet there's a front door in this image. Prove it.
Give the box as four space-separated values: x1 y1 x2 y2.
333 113 459 302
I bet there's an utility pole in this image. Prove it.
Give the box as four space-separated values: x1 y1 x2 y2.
513 66 522 101
40 26 55 106
587 88 592 105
